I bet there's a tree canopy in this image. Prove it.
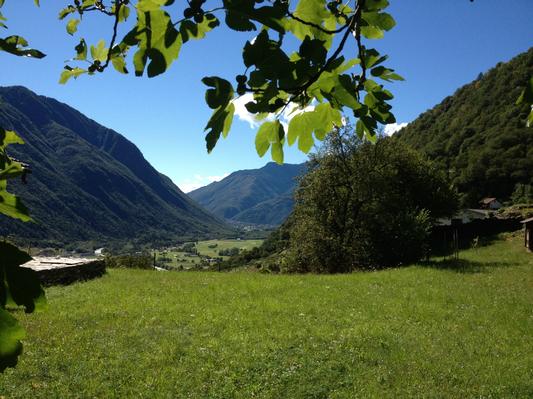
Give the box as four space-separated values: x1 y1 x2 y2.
282 127 458 273
53 0 405 162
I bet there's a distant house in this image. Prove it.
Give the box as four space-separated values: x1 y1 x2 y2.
94 248 105 256
479 197 502 210
521 217 533 252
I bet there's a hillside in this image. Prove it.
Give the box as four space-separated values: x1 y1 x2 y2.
0 86 230 247
1 236 532 397
397 48 533 206
189 162 306 225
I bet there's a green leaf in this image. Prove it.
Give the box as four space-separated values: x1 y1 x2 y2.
331 74 361 110
0 35 45 58
288 103 341 152
308 58 360 99
58 6 76 20
299 37 327 65
355 116 378 140
0 308 24 372
223 0 287 34
364 48 387 68
0 243 45 372
360 24 384 40
223 0 257 32
364 0 390 12
362 11 395 32
128 10 182 77
179 14 219 43
59 67 87 84
90 39 108 62
290 0 336 48
242 30 290 81
0 129 30 221
0 11 7 29
271 140 284 164
0 242 45 310
0 158 24 181
0 181 31 222
136 0 167 12
202 77 234 109
0 128 24 147
255 120 285 163
111 55 128 74
204 103 235 153
116 4 131 22
370 65 404 82
74 38 87 61
66 18 80 35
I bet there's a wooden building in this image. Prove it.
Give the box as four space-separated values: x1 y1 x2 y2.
479 197 502 210
521 217 533 252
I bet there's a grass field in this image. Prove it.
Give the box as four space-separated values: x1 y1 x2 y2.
156 239 263 269
195 239 264 258
1 234 532 398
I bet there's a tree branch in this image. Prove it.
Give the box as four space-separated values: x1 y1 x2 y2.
287 12 349 35
102 0 123 70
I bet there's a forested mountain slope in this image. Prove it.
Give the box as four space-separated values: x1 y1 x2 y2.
397 48 533 205
189 162 306 225
0 86 230 246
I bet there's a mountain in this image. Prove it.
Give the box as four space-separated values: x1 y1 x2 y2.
396 48 533 206
189 162 307 225
0 86 230 247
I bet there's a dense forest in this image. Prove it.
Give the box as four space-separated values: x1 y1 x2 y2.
397 48 533 206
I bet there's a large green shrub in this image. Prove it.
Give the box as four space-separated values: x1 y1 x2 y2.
283 129 458 272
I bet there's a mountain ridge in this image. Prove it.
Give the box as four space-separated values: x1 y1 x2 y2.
189 162 306 226
396 48 533 205
0 86 231 246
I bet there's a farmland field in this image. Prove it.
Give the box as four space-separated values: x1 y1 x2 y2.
1 234 532 398
196 239 264 257
155 239 263 269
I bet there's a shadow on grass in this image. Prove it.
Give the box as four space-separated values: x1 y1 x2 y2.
420 258 515 274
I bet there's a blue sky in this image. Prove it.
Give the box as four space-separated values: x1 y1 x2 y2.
1 1 532 192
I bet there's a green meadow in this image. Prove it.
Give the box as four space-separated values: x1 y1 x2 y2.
1 234 532 398
156 239 263 269
195 239 264 258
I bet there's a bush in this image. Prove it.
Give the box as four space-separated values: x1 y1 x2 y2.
218 247 240 256
283 129 457 272
105 253 153 269
179 242 197 254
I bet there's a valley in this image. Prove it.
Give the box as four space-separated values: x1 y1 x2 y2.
154 238 264 270
0 5 532 395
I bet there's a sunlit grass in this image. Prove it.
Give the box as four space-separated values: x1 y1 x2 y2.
156 239 263 269
195 238 263 258
1 234 532 398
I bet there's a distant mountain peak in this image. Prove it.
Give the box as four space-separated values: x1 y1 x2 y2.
189 162 307 225
0 86 231 245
